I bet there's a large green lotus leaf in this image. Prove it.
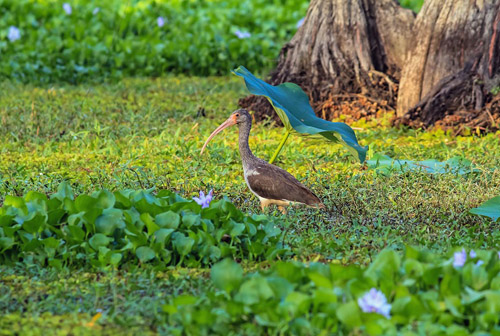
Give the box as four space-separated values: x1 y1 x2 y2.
232 66 367 163
469 196 500 222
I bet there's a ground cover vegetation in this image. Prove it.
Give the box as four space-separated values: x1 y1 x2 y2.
1 0 499 334
1 75 499 334
0 0 308 83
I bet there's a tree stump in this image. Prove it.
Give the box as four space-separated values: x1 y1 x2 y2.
241 0 500 132
240 0 415 124
396 0 500 129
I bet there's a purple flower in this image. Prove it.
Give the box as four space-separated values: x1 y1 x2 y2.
497 251 500 259
358 288 391 319
234 30 251 39
93 7 100 15
296 17 305 28
193 189 213 208
475 260 484 267
157 17 165 27
7 26 20 42
63 3 72 15
469 250 477 258
453 248 467 268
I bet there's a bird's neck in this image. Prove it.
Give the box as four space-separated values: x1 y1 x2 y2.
238 120 255 166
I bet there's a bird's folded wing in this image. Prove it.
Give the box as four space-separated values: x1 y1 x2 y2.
246 166 321 205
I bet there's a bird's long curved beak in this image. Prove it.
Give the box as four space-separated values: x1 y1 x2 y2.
200 116 237 155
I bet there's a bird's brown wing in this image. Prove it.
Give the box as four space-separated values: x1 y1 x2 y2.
246 163 322 206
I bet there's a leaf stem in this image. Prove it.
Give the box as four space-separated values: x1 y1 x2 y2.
269 130 291 164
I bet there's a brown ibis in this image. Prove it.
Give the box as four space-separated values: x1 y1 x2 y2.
201 109 324 213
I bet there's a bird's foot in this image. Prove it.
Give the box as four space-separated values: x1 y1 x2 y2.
278 206 287 215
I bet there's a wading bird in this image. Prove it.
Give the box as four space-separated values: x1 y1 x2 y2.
201 109 324 213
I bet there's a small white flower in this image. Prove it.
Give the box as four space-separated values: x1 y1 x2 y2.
63 3 72 15
296 17 305 28
157 17 165 27
469 250 477 258
7 26 21 42
92 7 100 15
234 30 251 39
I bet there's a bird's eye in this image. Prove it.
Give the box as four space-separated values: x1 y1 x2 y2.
235 113 240 117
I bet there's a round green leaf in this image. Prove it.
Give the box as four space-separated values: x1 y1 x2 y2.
155 211 180 229
89 233 111 251
136 246 156 263
95 208 126 235
172 233 195 256
211 259 243 293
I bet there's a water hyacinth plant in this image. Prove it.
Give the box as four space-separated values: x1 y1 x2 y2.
0 183 283 267
157 16 165 27
296 17 305 28
234 30 251 39
453 248 467 268
7 26 20 42
193 189 213 208
357 288 392 318
62 3 72 15
0 0 311 82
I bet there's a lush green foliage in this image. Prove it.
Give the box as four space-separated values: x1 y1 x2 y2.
0 182 284 268
165 248 500 334
1 76 499 334
1 0 425 83
0 0 308 83
399 0 424 12
233 66 368 163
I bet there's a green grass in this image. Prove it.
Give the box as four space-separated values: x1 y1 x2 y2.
1 76 499 334
0 265 209 335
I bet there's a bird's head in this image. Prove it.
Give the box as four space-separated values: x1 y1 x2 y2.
232 108 251 125
201 109 250 155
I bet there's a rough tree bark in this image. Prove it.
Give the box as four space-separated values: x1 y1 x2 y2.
241 0 500 132
397 0 500 129
240 0 415 123
272 0 414 92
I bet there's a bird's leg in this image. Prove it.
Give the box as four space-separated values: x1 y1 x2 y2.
260 199 272 212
